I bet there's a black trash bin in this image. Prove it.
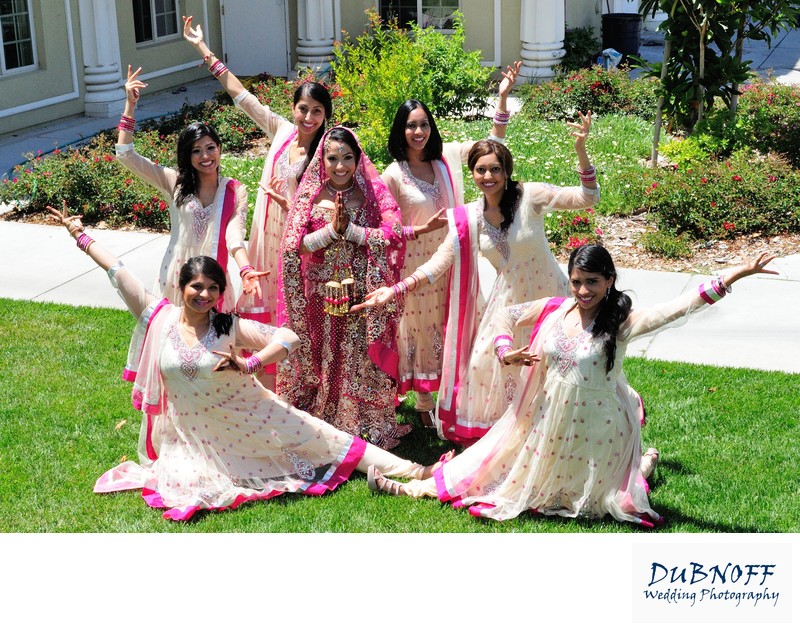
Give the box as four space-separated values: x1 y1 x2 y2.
601 13 642 63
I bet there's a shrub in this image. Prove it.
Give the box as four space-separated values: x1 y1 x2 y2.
331 9 490 165
411 15 490 118
638 230 692 259
544 207 602 252
658 136 711 167
636 150 800 239
0 131 173 230
558 26 601 72
735 79 800 168
517 66 658 122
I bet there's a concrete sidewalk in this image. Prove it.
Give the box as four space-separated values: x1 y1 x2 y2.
2 220 798 374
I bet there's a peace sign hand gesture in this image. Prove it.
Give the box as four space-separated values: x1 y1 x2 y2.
47 200 84 238
125 65 147 106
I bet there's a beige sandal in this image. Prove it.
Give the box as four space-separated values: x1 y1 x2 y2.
640 448 660 479
367 465 407 496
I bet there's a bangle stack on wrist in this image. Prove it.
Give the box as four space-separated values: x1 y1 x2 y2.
303 223 338 252
239 265 254 279
208 59 228 77
118 115 135 133
577 165 596 186
244 355 262 374
403 225 417 241
391 273 419 300
494 335 513 363
76 232 94 253
493 109 510 126
699 275 731 304
344 222 367 246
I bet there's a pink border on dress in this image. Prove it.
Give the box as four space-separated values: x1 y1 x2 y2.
124 437 368 521
214 180 239 311
437 205 476 442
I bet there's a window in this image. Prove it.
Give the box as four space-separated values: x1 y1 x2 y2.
133 0 179 44
380 0 459 30
0 0 36 74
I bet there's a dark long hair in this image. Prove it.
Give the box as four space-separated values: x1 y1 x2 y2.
175 122 222 206
387 100 443 162
178 256 233 336
294 81 333 179
567 244 631 373
467 140 521 232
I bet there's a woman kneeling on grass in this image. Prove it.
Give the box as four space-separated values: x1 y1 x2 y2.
365 243 777 528
48 203 444 522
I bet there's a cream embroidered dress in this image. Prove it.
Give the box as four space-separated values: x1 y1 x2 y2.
421 181 600 444
403 285 720 525
115 143 247 313
381 142 471 395
93 264 370 521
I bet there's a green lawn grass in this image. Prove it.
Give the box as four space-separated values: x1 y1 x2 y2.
1 298 797 533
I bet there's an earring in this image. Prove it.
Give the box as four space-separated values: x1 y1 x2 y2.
504 178 508 190
605 287 611 300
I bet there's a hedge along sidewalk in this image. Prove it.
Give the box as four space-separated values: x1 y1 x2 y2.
2 220 799 374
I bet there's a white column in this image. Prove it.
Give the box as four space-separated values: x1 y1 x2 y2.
296 0 337 74
78 0 125 117
519 0 565 82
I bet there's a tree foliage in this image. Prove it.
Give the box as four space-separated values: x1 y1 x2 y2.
639 0 800 132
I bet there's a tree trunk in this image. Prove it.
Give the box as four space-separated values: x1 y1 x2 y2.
651 39 673 167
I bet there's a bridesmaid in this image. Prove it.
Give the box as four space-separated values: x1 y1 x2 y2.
184 15 332 388
381 61 521 426
115 65 264 313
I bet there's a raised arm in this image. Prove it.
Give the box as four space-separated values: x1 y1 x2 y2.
489 60 521 141
567 111 597 190
116 65 176 195
47 202 153 318
183 15 245 99
118 65 146 146
623 252 779 341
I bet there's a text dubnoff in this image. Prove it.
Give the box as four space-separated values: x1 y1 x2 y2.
632 543 791 624
644 562 779 608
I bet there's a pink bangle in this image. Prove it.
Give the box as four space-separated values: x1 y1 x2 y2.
239 265 254 278
244 355 262 374
495 345 512 363
493 110 510 125
392 280 408 299
209 59 228 77
403 225 417 241
118 115 135 133
76 232 94 253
